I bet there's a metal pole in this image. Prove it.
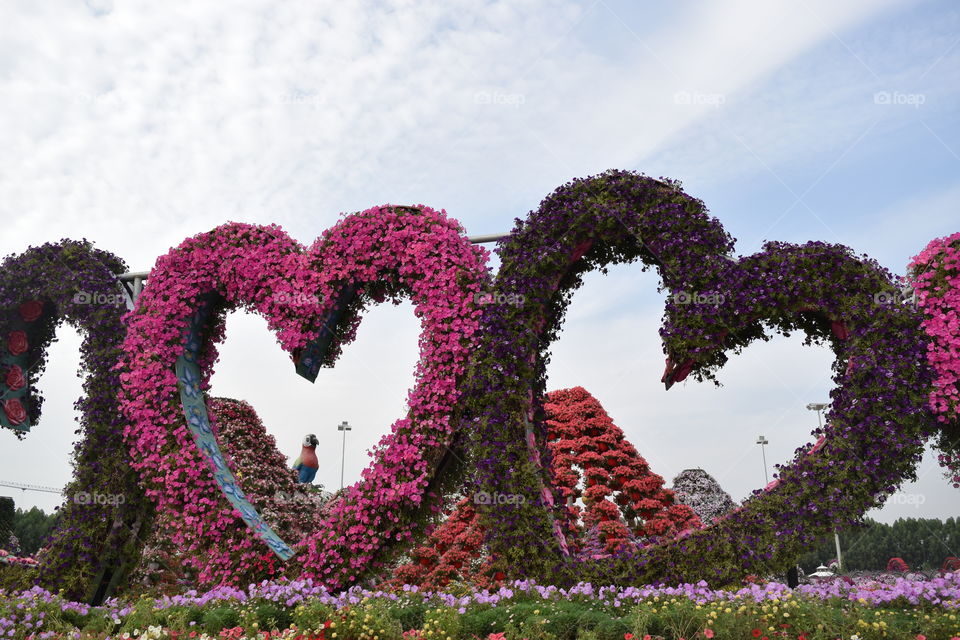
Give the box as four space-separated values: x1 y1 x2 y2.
756 435 769 485
834 532 843 572
337 421 352 490
807 402 841 571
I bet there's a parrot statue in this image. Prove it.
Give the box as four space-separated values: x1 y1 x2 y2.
291 433 320 484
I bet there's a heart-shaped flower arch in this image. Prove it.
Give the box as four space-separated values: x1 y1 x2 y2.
908 232 960 487
461 170 937 586
0 240 151 602
119 207 489 588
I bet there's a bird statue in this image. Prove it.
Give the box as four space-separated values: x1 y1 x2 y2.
291 434 320 484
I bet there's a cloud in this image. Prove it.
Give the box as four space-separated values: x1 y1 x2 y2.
3 0 955 533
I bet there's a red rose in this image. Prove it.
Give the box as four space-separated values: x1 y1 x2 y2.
7 331 28 356
5 365 25 391
18 300 43 322
3 398 27 425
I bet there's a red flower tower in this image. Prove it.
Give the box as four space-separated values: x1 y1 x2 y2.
389 386 700 587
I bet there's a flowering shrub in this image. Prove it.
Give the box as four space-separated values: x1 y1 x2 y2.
119 208 488 589
908 232 960 488
461 170 935 587
0 240 151 601
670 468 736 525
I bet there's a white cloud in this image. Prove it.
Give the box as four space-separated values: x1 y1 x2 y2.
3 0 953 536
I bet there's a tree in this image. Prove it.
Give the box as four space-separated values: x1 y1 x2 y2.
12 506 57 556
0 497 18 555
797 517 960 572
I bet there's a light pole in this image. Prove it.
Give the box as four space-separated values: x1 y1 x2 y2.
807 401 842 571
337 421 352 490
756 435 769 485
806 402 829 429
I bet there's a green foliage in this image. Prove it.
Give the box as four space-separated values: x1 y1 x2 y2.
290 600 335 633
11 506 58 556
239 600 292 632
338 599 405 640
201 606 241 634
389 599 429 632
164 605 205 632
798 517 960 571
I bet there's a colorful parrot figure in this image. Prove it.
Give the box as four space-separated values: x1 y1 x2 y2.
291 433 320 484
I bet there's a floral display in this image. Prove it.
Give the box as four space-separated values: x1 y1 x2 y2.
390 496 491 590
0 549 36 568
670 468 736 525
1 172 958 621
2 573 960 640
390 386 696 589
0 240 152 602
908 232 960 488
134 398 329 591
544 387 699 551
460 170 936 587
119 209 489 589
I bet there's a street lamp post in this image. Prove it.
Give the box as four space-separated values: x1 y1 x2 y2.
756 435 769 485
337 421 352 490
806 402 843 571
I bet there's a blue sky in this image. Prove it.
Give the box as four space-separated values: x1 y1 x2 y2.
0 0 957 553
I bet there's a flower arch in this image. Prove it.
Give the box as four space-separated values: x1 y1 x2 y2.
460 170 935 586
119 208 488 588
908 232 960 488
0 240 151 602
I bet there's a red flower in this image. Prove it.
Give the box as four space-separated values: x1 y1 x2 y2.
7 330 28 356
624 634 634 640
752 630 762 638
19 300 43 322
3 398 27 425
5 365 25 391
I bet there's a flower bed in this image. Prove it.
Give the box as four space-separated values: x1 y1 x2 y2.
1 574 959 640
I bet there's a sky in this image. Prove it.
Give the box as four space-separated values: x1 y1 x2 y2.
0 0 958 553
